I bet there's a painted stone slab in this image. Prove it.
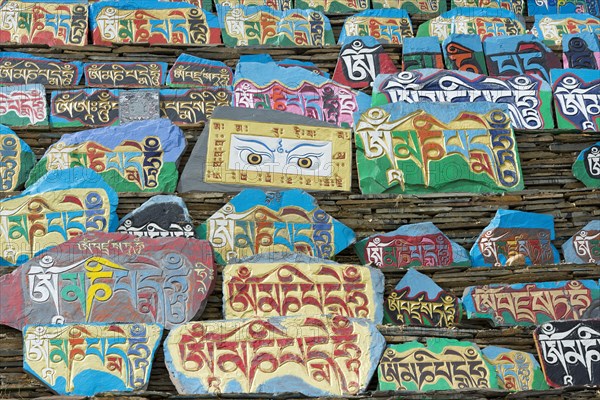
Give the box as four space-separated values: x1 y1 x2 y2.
0 0 88 46
462 280 600 327
484 35 561 83
163 0 211 11
214 0 292 10
23 323 163 396
378 339 498 391
27 119 186 193
223 260 384 322
442 34 487 74
90 0 221 45
50 89 119 128
198 189 356 264
84 62 168 88
234 61 370 128
573 142 600 188
332 37 397 89
371 0 446 17
119 91 161 124
552 69 600 131
0 168 118 266
338 9 414 45
0 84 47 127
528 0 600 16
159 87 232 126
562 33 600 69
0 125 36 191
562 220 600 264
355 222 471 268
0 232 214 329
166 54 233 88
417 8 526 42
534 319 600 387
372 69 554 130
277 58 329 77
384 269 462 327
217 5 335 47
532 14 600 46
470 209 560 267
355 102 523 194
118 195 194 238
451 0 524 13
164 315 385 395
0 52 83 87
295 0 368 13
402 37 444 71
482 347 548 391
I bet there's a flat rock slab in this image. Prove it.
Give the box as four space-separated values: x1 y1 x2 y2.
84 62 168 88
534 319 600 387
167 53 233 88
0 125 36 191
442 34 487 74
462 280 600 327
371 0 444 17
223 260 384 322
164 315 385 396
470 209 560 267
198 188 356 264
572 141 600 188
50 89 119 128
119 90 161 124
23 323 163 396
0 232 215 330
552 69 600 131
338 9 413 45
562 220 600 264
160 88 232 126
0 168 118 266
355 222 471 267
562 33 600 69
402 37 444 71
0 52 83 86
533 14 600 47
27 119 186 193
482 346 548 391
378 338 498 391
0 84 48 127
383 268 462 327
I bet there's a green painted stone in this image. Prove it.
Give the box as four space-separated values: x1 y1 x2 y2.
0 125 36 191
573 141 600 188
0 84 48 127
482 346 549 391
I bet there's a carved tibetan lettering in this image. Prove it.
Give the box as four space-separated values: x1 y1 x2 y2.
84 62 168 88
338 9 414 45
50 89 119 128
442 34 487 74
0 84 48 127
481 347 549 391
0 52 83 87
167 54 233 88
452 0 524 13
0 125 36 191
296 0 368 13
160 88 232 126
355 102 523 194
562 33 600 69
0 168 119 266
562 220 600 264
164 315 386 395
402 37 444 71
572 142 600 188
119 91 161 124
198 188 356 264
371 0 446 16
552 69 600 131
528 0 600 17
214 0 292 10
532 13 600 46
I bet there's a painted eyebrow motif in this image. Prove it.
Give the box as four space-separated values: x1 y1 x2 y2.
286 142 329 153
233 137 276 153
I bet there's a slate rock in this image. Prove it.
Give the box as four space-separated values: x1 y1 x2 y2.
0 168 118 266
402 37 444 70
442 34 487 74
481 346 548 391
371 0 446 16
223 259 384 322
562 220 600 264
355 222 471 267
562 32 600 69
527 0 600 15
552 69 600 131
573 141 600 188
0 52 83 86
383 268 462 327
26 119 186 193
23 323 163 396
167 53 233 88
0 84 48 127
0 232 215 330
338 9 414 45
532 13 600 46
84 62 168 88
197 188 356 264
50 89 120 128
119 90 161 124
277 58 329 77
164 315 385 395
0 125 36 191
470 209 560 267
117 195 195 238
159 87 232 126
236 251 338 264
378 338 498 391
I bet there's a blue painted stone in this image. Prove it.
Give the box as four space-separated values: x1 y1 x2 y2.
562 33 600 69
562 220 600 264
237 251 339 264
572 141 600 188
527 0 600 16
402 37 444 70
481 346 549 390
442 34 487 74
470 209 560 267
50 89 120 128
0 84 48 127
277 58 330 77
0 125 36 191
0 52 83 86
532 14 600 46
552 69 600 131
338 9 413 45
0 168 119 266
197 188 356 264
26 119 186 193
167 53 233 88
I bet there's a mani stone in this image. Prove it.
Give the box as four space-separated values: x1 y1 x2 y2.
462 280 600 327
23 323 163 396
0 125 36 191
528 0 600 15
442 34 487 74
378 339 498 391
562 33 600 69
26 119 186 193
481 346 548 391
573 141 600 188
84 61 168 88
117 195 195 238
164 315 385 396
552 69 600 131
0 232 215 330
222 259 384 323
0 168 118 267
402 37 444 70
159 87 232 126
532 14 600 47
355 102 523 194
562 220 600 264
355 222 471 268
50 89 120 128
198 188 356 264
371 0 446 16
119 90 161 124
167 53 233 88
338 9 414 45
178 106 352 193
384 268 461 328
470 209 560 267
278 58 329 77
534 319 600 387
0 84 48 127
0 52 83 86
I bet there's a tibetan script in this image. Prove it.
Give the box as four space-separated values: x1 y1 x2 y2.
50 89 119 128
160 88 232 126
84 62 167 88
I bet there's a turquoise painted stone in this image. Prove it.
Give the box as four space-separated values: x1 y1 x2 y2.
573 141 600 187
0 125 36 191
482 346 548 391
562 220 600 264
